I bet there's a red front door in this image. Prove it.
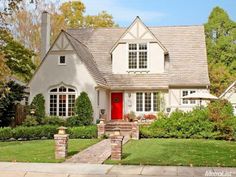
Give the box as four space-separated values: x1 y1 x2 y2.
111 93 123 120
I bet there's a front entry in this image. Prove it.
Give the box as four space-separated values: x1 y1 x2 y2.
111 92 123 120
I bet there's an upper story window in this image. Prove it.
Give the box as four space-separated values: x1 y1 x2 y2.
59 56 66 65
128 43 147 69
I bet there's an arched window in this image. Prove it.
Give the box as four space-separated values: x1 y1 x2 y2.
49 85 76 117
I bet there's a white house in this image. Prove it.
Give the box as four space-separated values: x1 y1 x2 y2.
28 12 210 122
220 81 236 115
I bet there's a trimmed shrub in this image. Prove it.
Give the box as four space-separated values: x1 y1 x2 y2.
140 108 234 140
73 92 93 126
0 127 13 140
68 125 97 139
0 125 97 141
22 115 39 127
41 116 66 126
31 93 45 121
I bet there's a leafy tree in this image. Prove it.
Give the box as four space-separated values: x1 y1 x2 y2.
0 81 26 127
0 53 10 83
205 7 236 94
30 93 45 121
73 91 93 125
0 29 36 82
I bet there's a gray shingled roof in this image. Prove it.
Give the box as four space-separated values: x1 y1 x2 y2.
67 25 210 89
64 31 107 86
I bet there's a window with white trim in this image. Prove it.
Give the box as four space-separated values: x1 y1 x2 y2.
128 43 147 69
59 56 66 65
136 92 159 112
182 90 196 105
49 86 76 117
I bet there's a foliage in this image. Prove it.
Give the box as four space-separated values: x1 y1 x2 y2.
22 115 39 127
0 29 36 82
0 125 97 141
73 91 93 125
140 105 236 140
205 7 236 95
208 99 234 123
0 81 26 127
68 125 97 139
30 93 45 121
0 53 10 83
41 116 66 126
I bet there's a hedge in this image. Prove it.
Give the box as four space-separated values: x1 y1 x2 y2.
0 125 97 141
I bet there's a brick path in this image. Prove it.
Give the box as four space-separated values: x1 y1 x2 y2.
65 137 129 164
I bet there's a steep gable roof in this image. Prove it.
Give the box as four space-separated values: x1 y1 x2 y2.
67 25 210 87
110 16 168 54
220 80 236 98
28 30 107 87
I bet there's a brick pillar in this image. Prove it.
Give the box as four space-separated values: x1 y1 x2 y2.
131 121 139 140
97 119 106 138
110 135 124 160
54 134 69 159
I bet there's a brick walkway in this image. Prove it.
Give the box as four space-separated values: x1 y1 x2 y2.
65 137 129 164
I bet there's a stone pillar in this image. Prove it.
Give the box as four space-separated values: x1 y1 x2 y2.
110 135 124 160
54 134 69 159
131 121 139 140
97 119 106 138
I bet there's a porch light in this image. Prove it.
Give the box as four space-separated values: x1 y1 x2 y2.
57 126 67 135
100 109 105 115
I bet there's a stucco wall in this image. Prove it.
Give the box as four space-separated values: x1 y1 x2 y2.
112 42 165 74
28 50 100 120
168 88 209 112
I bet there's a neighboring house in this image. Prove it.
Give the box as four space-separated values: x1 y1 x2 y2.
28 12 210 122
220 81 236 115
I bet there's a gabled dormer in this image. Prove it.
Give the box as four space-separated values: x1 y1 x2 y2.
111 17 168 74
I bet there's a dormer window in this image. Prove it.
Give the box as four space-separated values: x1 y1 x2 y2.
128 43 147 69
59 56 66 65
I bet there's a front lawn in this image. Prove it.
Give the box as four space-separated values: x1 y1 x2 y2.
0 139 99 163
106 139 236 167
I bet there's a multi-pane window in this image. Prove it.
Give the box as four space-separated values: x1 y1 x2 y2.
50 95 57 116
136 92 159 112
153 92 159 111
128 43 147 69
182 90 196 105
49 86 76 117
68 95 75 116
136 93 143 111
145 93 151 111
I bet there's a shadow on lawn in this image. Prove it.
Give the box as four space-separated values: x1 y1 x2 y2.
67 151 78 157
122 153 131 159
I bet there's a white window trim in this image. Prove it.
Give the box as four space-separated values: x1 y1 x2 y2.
58 56 66 65
127 43 149 72
135 92 158 113
49 85 77 117
181 89 197 105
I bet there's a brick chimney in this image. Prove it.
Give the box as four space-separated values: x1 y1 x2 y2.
41 11 50 60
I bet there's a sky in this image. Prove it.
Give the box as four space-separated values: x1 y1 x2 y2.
80 0 236 27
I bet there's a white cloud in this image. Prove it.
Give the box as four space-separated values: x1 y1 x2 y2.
81 0 165 26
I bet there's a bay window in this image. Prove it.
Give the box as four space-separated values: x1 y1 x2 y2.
49 86 76 117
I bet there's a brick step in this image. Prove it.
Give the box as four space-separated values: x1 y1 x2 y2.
105 125 132 129
105 129 132 132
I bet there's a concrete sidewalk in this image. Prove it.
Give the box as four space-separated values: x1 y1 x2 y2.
0 162 236 177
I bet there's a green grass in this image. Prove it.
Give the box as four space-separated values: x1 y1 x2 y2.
106 139 236 167
0 139 100 163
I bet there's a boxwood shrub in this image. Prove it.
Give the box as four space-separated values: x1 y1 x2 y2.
0 125 97 141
